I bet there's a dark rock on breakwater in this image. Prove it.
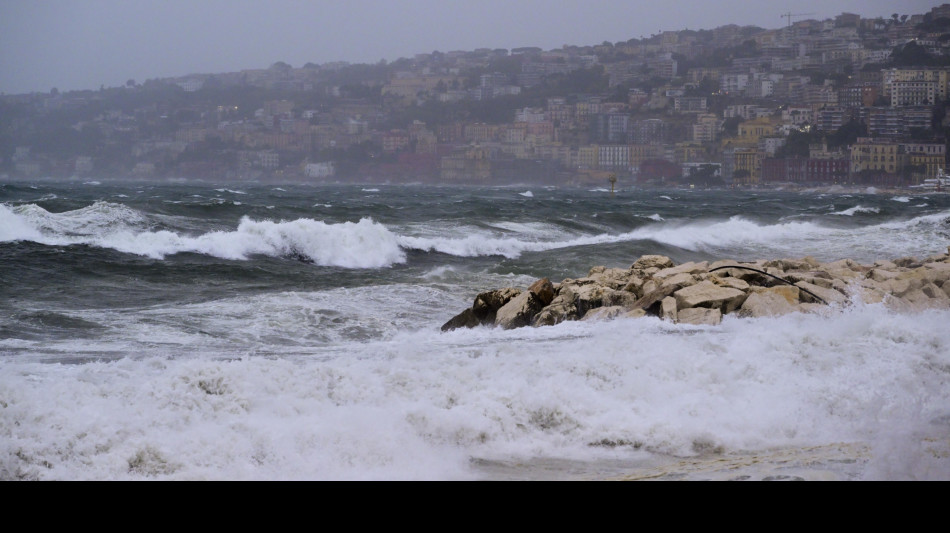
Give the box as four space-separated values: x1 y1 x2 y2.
442 248 950 331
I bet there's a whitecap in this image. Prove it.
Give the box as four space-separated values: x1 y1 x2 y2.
829 206 880 216
1 203 406 268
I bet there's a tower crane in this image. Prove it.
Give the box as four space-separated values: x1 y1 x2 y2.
781 11 816 27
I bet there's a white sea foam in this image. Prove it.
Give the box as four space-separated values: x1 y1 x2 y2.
395 210 950 263
626 212 950 262
830 206 880 216
103 217 406 267
3 300 948 480
519 191 533 198
891 196 911 203
215 188 246 195
0 204 45 242
0 202 405 268
9 201 150 238
645 214 664 221
397 230 617 259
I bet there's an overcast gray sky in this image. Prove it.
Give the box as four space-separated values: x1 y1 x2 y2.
0 0 940 95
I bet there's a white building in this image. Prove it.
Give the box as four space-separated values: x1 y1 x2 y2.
304 162 335 179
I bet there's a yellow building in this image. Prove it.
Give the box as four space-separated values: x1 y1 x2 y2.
849 138 901 175
903 141 946 182
731 147 761 186
440 144 492 183
737 117 778 146
628 144 665 167
674 142 707 164
576 145 600 169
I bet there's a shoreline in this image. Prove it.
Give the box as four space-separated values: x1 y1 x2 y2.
2 175 948 196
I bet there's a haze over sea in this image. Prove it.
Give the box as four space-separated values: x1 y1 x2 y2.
2 180 949 480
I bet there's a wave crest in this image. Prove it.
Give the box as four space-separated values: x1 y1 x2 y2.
1 202 405 268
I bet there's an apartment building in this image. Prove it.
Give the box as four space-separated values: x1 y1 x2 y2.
849 137 900 175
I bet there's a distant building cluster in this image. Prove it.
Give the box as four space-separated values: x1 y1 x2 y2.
6 4 950 188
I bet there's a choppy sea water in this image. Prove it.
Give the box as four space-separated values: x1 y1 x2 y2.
1 180 949 480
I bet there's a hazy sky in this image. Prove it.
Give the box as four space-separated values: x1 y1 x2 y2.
0 0 940 95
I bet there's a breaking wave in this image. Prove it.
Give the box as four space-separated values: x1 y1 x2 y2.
830 206 881 216
397 211 950 263
0 202 405 268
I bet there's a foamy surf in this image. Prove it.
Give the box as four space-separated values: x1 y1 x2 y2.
4 184 950 481
2 301 948 480
1 202 405 268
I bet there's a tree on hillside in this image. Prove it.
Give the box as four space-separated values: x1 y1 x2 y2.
828 120 867 149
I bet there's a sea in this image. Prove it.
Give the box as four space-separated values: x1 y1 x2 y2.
2 179 949 480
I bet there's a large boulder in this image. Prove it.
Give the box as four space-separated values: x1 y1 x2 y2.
495 291 545 330
660 296 677 321
442 287 522 331
569 283 611 317
441 308 481 332
631 255 674 270
528 278 556 306
711 276 750 291
673 281 747 314
738 287 801 318
629 284 680 314
654 261 709 279
473 288 522 322
794 281 847 305
586 266 635 290
531 293 580 327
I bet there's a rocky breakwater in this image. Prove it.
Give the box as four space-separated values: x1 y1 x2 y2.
442 248 950 331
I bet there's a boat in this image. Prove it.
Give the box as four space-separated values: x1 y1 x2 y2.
913 168 950 193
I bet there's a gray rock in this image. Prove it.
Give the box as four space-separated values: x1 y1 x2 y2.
495 291 545 330
660 296 677 321
673 281 747 314
794 281 847 305
738 289 799 318
528 278 556 306
655 261 709 279
473 287 521 322
441 308 481 332
631 255 674 270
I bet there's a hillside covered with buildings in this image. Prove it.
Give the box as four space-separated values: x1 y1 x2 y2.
6 6 950 188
